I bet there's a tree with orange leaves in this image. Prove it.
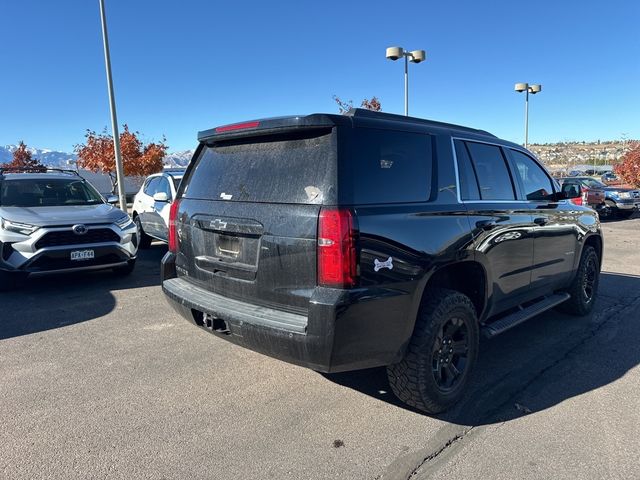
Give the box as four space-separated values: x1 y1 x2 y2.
75 125 167 193
614 141 640 187
333 95 382 114
2 141 44 169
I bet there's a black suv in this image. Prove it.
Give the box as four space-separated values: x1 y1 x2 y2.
162 109 602 413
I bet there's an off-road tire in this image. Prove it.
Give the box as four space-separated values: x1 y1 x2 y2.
387 288 479 414
113 259 136 276
557 245 599 316
134 216 152 249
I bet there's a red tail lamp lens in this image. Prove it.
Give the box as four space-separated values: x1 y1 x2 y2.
317 208 357 288
215 121 260 133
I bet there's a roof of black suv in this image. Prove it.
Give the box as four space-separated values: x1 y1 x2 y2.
198 108 502 144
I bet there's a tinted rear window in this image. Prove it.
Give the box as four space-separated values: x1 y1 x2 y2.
340 128 432 204
182 129 336 204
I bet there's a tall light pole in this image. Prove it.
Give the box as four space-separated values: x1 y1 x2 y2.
99 0 127 212
515 82 542 149
386 47 426 116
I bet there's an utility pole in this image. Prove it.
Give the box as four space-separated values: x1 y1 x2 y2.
99 0 127 212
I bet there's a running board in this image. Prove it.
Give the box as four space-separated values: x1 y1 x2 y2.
481 293 571 338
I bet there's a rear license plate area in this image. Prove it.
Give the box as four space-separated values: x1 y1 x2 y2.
71 249 95 261
216 234 241 258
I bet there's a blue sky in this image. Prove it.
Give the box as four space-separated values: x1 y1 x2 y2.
1 0 638 152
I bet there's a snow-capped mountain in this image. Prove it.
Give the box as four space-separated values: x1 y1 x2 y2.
0 145 194 168
0 144 77 168
163 150 194 167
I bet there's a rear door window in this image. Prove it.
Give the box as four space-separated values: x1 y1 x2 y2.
454 139 480 201
182 130 336 204
464 141 515 200
340 128 432 204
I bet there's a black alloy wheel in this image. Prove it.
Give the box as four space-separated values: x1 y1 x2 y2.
432 316 470 392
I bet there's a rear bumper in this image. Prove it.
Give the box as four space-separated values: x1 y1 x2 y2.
161 252 415 373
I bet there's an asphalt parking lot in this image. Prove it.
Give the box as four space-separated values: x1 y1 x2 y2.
1 217 639 480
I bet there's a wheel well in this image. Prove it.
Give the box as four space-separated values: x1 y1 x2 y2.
584 235 603 263
423 262 486 318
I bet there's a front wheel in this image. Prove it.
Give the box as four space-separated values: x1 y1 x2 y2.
557 245 600 316
134 216 152 249
387 288 479 414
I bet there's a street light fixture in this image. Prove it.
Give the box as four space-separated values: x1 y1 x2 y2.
514 82 542 149
386 46 426 116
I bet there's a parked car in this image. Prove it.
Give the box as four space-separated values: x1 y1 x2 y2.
0 168 138 290
601 171 619 184
132 169 186 248
161 109 602 413
561 176 639 218
555 176 607 214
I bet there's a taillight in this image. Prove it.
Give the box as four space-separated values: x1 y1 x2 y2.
317 208 357 288
215 121 260 133
581 186 589 206
168 199 181 253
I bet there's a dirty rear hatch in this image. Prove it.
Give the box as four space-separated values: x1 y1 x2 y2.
175 119 338 315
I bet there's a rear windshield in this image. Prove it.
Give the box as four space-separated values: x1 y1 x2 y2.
339 128 433 204
0 178 104 207
182 129 336 204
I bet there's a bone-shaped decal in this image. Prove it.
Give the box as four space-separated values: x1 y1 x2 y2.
374 257 394 272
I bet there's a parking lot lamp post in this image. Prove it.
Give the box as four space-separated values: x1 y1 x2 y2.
515 83 542 149
386 47 426 116
99 0 127 212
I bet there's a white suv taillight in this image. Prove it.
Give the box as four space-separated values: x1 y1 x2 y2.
581 186 590 206
317 208 357 288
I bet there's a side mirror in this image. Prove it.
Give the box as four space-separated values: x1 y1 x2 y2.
153 192 170 202
105 195 118 205
560 183 581 200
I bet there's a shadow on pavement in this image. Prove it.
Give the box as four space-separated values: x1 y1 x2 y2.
323 272 640 426
0 243 167 340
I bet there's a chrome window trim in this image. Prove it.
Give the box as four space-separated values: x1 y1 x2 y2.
451 136 523 204
450 136 463 204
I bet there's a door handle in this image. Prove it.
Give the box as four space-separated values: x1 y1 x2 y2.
534 217 549 226
476 220 498 230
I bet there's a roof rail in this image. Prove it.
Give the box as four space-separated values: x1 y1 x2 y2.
345 108 497 137
0 167 81 176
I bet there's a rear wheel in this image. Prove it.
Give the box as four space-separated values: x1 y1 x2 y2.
134 216 152 249
557 245 599 316
387 288 479 414
113 259 136 276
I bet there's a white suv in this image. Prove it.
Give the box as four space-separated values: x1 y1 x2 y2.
132 169 185 248
0 168 138 289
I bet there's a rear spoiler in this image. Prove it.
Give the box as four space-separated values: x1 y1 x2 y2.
197 114 342 143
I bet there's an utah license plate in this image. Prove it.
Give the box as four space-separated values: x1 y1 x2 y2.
70 249 95 261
